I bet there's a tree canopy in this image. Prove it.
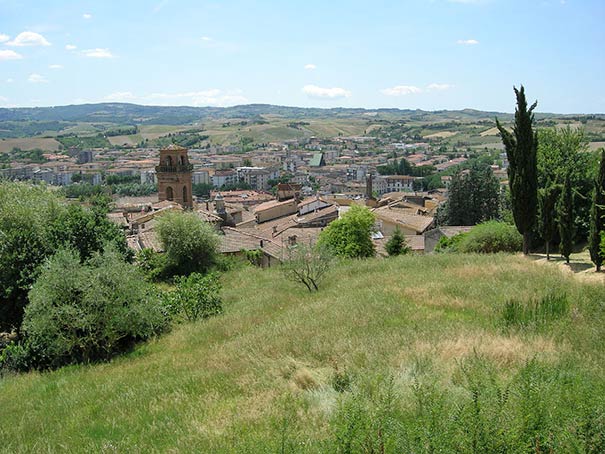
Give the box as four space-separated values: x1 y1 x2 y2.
318 205 376 258
155 211 220 277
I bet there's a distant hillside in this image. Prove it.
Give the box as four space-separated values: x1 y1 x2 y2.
0 103 536 125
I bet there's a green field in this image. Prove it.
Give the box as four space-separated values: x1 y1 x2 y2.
1 254 604 452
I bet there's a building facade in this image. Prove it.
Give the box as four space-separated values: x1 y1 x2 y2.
156 144 193 208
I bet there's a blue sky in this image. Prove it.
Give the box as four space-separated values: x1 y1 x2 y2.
0 0 603 113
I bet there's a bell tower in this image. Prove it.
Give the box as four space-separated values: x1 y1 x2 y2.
156 144 193 208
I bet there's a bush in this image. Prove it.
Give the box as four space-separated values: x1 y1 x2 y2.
156 211 220 277
163 273 222 322
0 182 129 331
434 232 468 253
385 227 411 256
18 247 166 370
459 221 523 253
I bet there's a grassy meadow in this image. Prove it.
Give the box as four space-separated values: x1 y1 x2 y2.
1 253 604 452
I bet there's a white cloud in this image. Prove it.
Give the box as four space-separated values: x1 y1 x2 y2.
201 36 212 41
303 84 351 99
0 50 23 61
83 13 93 19
457 39 479 45
81 48 114 58
427 83 453 91
6 78 14 83
65 44 77 51
380 85 422 96
0 96 8 103
0 34 9 43
7 31 51 47
146 89 248 107
105 91 136 101
49 64 63 70
28 73 48 83
304 63 317 70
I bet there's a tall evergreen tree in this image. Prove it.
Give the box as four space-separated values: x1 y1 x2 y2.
442 164 501 226
496 86 538 254
558 172 574 264
589 149 605 271
538 183 561 260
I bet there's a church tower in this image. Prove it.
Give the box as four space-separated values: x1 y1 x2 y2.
156 144 193 208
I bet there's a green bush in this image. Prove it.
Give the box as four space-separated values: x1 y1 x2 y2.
434 232 468 253
459 221 523 253
0 182 128 331
163 273 222 322
17 247 166 370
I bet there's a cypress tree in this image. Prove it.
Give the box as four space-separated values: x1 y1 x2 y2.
496 86 538 255
538 183 561 261
558 172 574 264
589 149 605 271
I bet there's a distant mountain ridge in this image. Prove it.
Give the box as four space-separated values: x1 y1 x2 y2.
0 103 534 125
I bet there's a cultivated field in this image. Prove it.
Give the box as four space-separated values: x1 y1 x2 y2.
0 138 61 153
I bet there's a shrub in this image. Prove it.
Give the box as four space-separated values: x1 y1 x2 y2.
434 232 468 253
163 272 222 322
18 247 166 370
0 182 128 331
500 292 569 330
459 221 523 253
156 211 220 277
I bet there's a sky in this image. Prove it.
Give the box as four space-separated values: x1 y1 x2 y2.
0 0 603 113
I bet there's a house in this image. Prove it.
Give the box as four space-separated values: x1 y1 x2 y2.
297 195 332 216
212 169 238 188
309 153 325 167
276 183 302 201
372 204 435 236
423 226 473 253
374 175 415 195
218 227 282 268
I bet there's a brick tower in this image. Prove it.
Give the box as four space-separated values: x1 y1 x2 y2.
156 144 193 208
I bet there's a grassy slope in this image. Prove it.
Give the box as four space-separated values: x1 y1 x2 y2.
1 254 604 452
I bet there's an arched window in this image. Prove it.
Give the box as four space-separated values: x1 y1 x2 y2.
166 186 174 201
182 186 188 203
179 155 185 165
165 156 173 166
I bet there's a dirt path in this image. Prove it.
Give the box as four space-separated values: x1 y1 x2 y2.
528 250 605 284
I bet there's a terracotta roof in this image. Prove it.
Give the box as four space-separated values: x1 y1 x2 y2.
253 198 296 213
373 206 435 234
220 227 282 259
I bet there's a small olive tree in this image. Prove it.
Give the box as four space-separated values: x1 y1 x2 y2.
281 244 333 292
19 247 166 370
